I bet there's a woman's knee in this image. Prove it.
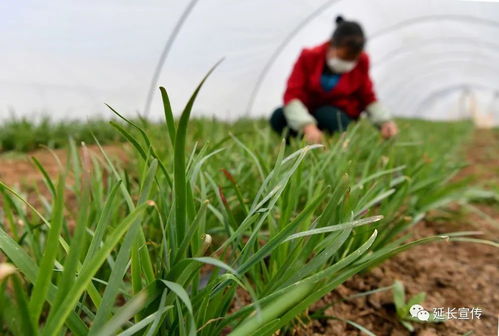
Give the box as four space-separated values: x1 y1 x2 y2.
269 107 287 134
313 106 351 133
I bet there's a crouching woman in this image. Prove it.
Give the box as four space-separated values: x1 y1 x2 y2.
270 16 398 144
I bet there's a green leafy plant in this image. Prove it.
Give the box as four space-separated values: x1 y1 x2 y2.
391 279 453 332
392 280 428 331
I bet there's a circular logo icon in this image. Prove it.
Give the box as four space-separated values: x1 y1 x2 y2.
409 304 424 318
417 310 430 321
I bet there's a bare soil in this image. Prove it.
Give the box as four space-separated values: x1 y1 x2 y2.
0 144 128 187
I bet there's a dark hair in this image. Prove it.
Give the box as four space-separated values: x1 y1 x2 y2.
330 15 365 55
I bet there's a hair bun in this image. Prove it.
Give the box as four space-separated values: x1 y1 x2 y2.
335 15 345 25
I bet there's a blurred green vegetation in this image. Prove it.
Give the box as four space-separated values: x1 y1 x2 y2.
0 115 480 154
0 117 124 153
0 116 270 154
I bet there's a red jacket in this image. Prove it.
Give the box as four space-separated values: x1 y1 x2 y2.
283 42 377 119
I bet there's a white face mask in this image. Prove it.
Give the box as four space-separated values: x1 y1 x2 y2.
327 57 357 73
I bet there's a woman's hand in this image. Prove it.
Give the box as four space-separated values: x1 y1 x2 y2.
303 124 323 144
380 121 398 139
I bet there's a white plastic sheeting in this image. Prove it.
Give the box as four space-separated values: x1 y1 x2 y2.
1 0 499 123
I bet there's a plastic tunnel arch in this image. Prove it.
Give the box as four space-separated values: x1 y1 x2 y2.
1 0 499 125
